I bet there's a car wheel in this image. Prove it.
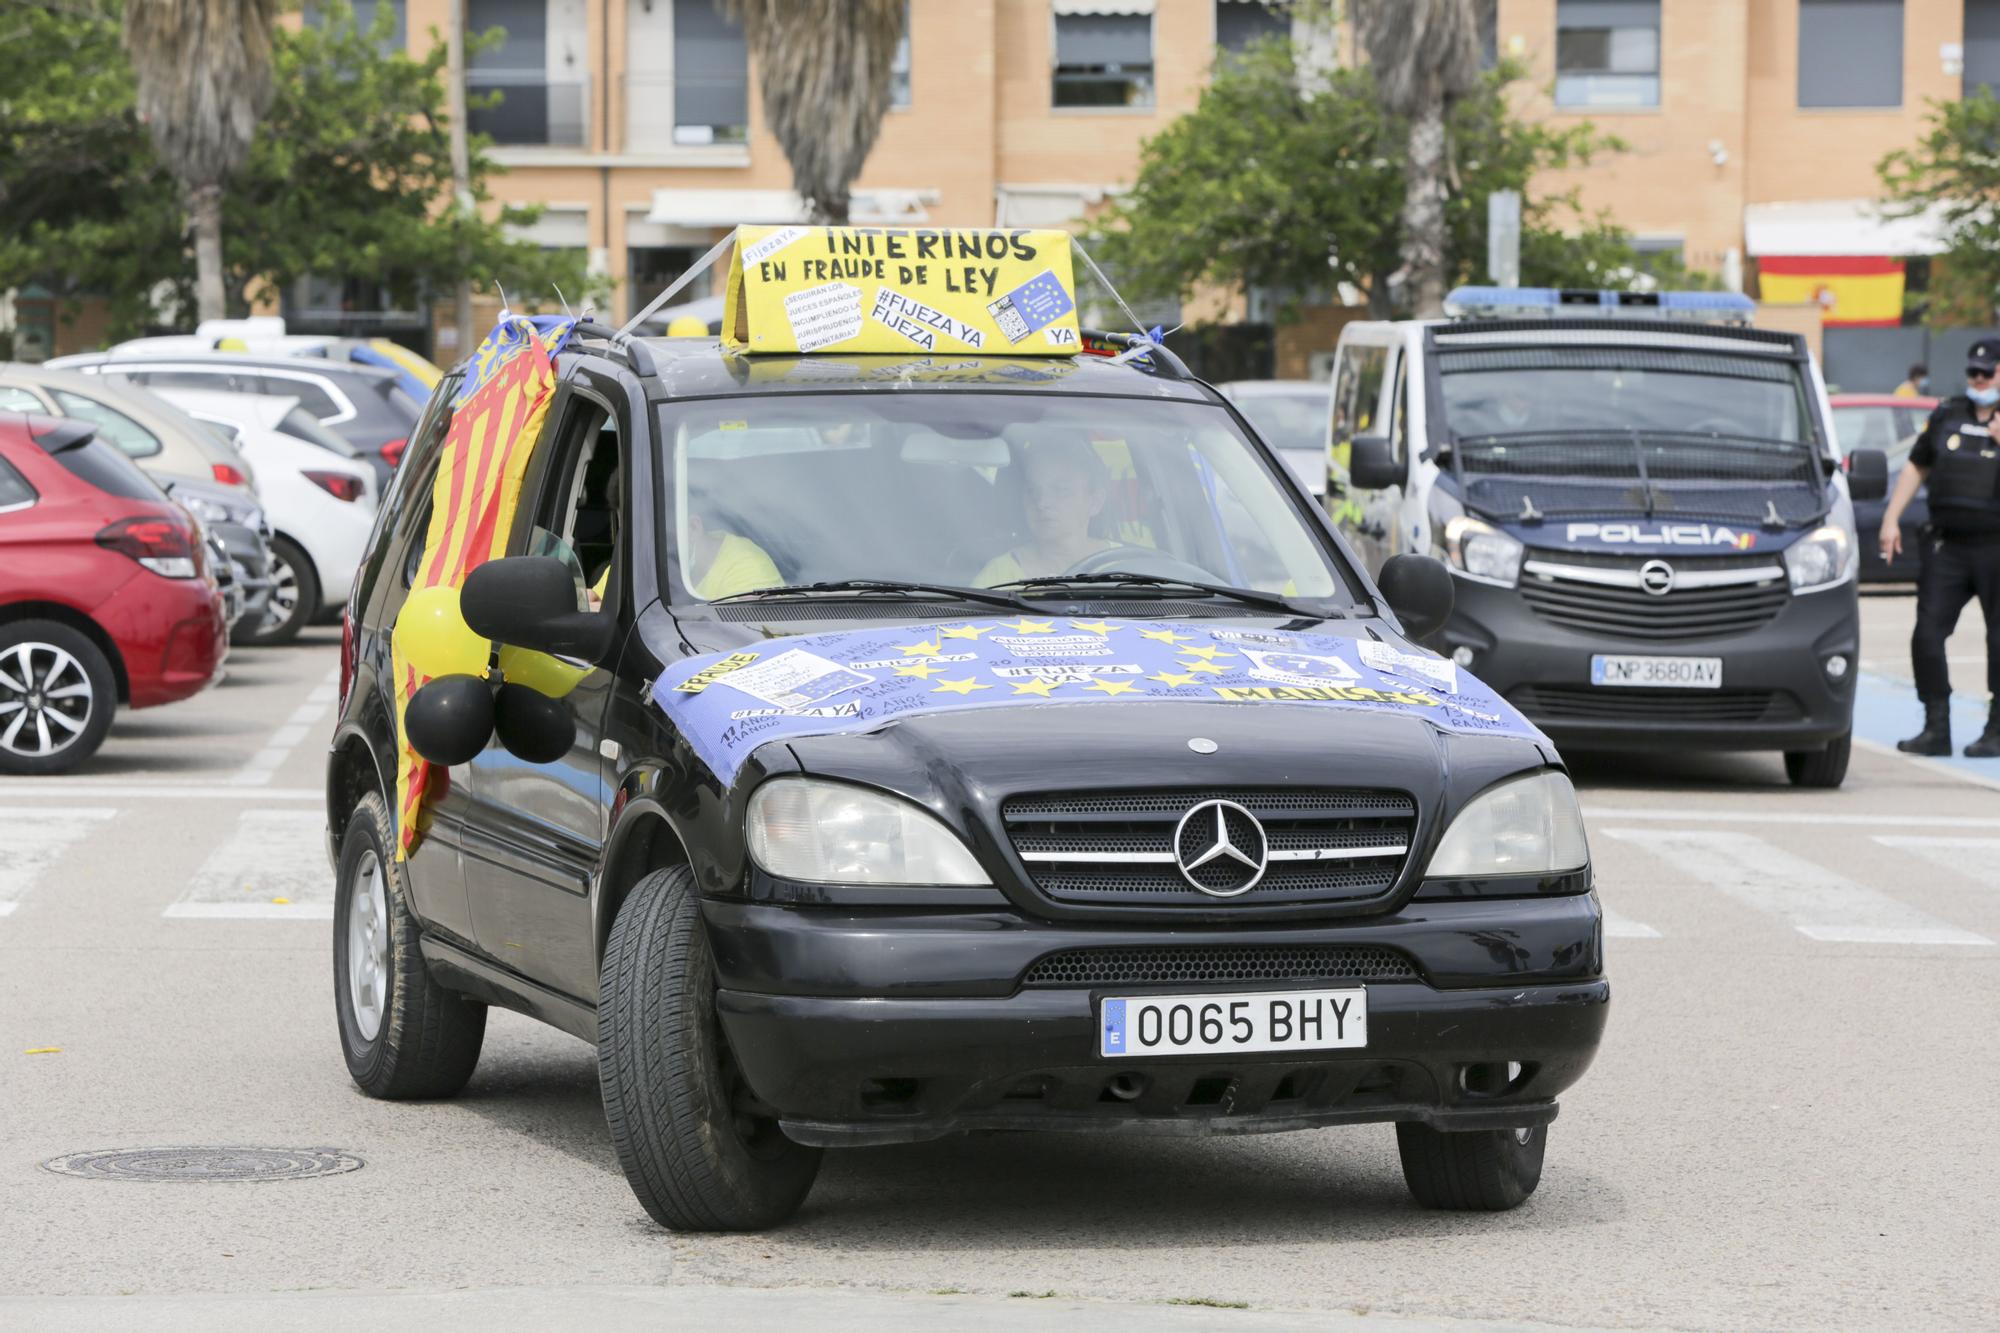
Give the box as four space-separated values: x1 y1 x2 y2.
247 536 319 646
0 620 117 776
1396 1122 1546 1211
1785 729 1851 789
333 791 487 1098
599 865 822 1231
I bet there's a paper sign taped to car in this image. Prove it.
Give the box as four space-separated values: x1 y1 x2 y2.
724 226 1082 357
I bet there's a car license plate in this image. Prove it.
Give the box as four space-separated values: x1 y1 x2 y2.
1099 989 1367 1058
1589 654 1722 689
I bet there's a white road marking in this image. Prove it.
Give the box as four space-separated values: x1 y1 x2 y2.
1871 835 2000 889
1601 910 1662 940
229 666 341 787
1849 739 2000 796
1585 806 2000 829
163 809 334 920
0 808 119 916
0 784 320 801
1603 828 1992 946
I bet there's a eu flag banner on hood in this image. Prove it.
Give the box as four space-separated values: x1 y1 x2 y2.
651 619 1544 784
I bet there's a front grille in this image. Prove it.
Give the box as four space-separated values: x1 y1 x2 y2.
1020 944 1418 988
1002 788 1416 909
1512 684 1804 724
1518 554 1790 642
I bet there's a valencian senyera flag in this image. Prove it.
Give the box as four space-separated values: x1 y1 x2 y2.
394 314 575 857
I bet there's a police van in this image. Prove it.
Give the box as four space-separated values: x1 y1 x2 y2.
1325 287 1890 787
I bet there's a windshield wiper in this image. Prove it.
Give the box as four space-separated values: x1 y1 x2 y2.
712 579 1035 613
991 572 1346 618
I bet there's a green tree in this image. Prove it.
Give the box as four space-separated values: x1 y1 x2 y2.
0 0 585 340
1879 91 2000 327
1087 41 1697 323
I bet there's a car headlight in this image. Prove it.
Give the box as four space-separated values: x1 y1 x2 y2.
1782 525 1854 593
177 493 232 525
746 778 990 885
1426 771 1589 878
1443 515 1525 587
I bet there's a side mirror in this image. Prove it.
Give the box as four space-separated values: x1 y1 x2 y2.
1349 435 1403 490
461 556 617 663
1846 447 1889 503
1378 553 1454 642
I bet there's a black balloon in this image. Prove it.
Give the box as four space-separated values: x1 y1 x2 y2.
493 683 574 764
404 674 494 766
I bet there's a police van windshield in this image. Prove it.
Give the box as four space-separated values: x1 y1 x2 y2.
658 394 1351 606
1442 365 1813 444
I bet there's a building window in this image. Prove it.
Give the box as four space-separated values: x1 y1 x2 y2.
674 0 748 144
467 0 588 147
1798 0 1903 107
1475 0 1498 68
1215 0 1287 57
1555 0 1660 108
1053 10 1154 108
1969 0 2000 96
890 0 912 108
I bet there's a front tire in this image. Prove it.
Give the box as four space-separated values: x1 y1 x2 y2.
0 620 117 776
599 866 821 1231
1785 729 1851 788
333 791 486 1098
1396 1122 1546 1211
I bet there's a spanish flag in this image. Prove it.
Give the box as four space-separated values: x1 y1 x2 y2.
1758 256 1904 328
393 315 574 857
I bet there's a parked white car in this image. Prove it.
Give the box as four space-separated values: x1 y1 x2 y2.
154 389 376 646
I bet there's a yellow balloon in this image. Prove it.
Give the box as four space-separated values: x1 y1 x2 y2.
665 315 709 337
394 585 489 679
496 645 590 700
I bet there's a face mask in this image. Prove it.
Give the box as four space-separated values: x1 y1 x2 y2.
1969 385 1999 406
1917 377 1931 394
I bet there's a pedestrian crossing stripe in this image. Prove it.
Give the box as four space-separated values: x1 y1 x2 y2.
161 809 335 920
0 808 118 916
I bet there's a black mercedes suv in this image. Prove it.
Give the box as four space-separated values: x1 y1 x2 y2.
326 328 1609 1230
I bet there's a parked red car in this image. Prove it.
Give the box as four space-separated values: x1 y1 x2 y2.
0 413 226 774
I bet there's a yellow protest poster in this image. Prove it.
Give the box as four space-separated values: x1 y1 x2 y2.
723 226 1082 357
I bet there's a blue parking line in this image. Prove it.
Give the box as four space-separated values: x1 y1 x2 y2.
1853 671 2000 776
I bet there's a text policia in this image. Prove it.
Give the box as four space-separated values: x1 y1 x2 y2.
725 225 1083 357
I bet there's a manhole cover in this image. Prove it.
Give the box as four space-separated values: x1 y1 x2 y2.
41 1147 364 1182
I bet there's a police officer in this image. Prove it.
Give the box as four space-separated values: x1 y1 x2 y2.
1881 341 2000 757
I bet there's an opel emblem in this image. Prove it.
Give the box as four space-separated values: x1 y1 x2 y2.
1173 799 1268 897
1638 559 1676 596
1187 737 1219 754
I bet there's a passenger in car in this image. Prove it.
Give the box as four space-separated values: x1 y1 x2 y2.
684 474 781 599
975 436 1117 585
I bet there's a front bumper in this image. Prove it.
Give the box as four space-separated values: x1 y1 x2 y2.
1442 573 1858 751
704 895 1608 1147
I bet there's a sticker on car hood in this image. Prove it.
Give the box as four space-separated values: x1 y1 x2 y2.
649 618 1542 783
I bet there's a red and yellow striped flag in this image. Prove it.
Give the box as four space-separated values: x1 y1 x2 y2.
393 316 573 857
1759 256 1905 328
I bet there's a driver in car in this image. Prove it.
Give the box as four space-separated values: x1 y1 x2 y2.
976 437 1117 586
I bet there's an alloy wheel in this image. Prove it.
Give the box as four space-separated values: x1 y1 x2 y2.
0 641 94 760
346 851 390 1042
260 550 300 635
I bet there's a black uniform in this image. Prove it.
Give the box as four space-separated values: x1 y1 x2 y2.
1907 392 2000 704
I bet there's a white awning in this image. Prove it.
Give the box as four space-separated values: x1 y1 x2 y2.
645 188 937 228
1052 0 1155 15
1743 198 1954 257
993 183 1114 229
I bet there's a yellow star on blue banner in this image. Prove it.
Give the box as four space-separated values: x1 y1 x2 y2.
898 639 943 658
1003 619 1056 635
1178 645 1236 661
894 661 943 679
1179 659 1227 675
1139 628 1192 645
1009 678 1061 697
1150 671 1200 688
933 677 991 695
1069 620 1120 636
1083 678 1141 696
938 624 991 640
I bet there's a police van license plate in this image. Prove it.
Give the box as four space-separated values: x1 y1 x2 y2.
1099 989 1367 1058
1590 655 1722 689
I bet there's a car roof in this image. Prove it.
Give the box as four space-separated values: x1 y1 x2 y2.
629 338 1214 403
48 350 402 385
0 363 242 462
151 387 301 429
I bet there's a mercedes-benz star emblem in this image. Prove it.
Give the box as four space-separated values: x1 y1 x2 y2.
1638 559 1676 596
1172 799 1269 897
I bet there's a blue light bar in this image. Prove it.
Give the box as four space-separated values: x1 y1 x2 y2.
1444 286 1756 325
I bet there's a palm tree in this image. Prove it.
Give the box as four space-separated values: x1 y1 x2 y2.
1354 0 1482 318
725 0 906 224
124 0 279 322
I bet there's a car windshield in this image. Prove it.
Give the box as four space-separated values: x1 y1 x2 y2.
1231 388 1329 454
658 392 1352 606
1441 364 1813 444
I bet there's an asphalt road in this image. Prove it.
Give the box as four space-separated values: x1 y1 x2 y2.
4 597 1997 1331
